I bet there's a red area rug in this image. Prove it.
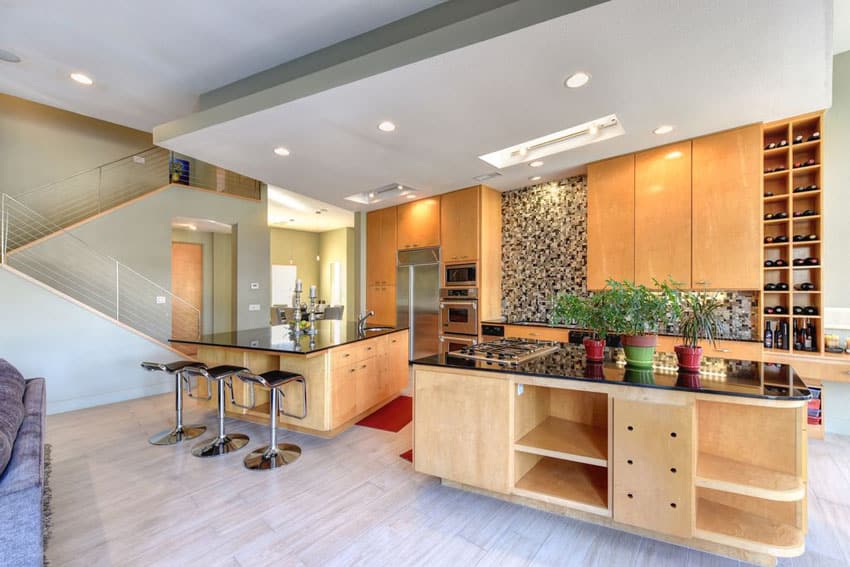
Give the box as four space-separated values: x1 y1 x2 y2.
356 395 412 433
400 449 413 463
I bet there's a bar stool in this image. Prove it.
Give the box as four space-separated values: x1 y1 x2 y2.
140 360 208 445
185 365 251 457
236 370 307 470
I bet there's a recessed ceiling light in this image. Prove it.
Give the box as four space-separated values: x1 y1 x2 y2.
378 121 396 132
530 176 542 181
564 71 591 89
654 125 674 135
70 72 93 85
0 49 21 63
273 146 290 156
529 160 544 168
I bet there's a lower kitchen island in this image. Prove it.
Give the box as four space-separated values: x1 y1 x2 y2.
411 344 811 566
171 321 408 438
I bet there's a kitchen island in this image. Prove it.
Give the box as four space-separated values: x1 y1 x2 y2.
412 345 810 566
171 321 409 438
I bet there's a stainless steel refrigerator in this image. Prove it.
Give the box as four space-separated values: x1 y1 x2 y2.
397 247 440 360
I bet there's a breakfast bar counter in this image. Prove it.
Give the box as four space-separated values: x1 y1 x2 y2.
411 344 810 566
171 322 409 437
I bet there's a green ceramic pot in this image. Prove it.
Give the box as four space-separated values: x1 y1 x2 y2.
621 334 657 368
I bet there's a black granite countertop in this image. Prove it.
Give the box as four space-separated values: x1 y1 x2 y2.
481 319 762 344
412 344 810 401
170 321 408 355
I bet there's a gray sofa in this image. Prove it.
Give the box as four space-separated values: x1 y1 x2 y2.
0 359 46 567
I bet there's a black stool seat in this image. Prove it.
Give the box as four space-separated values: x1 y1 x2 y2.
240 370 304 389
141 360 206 373
199 365 249 380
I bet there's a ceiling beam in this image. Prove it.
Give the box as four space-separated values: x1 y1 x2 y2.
153 0 607 144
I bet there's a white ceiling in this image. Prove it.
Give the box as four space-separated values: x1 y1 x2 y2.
157 0 834 211
268 186 355 232
0 0 444 131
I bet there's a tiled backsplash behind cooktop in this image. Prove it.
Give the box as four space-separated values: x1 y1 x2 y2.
500 176 758 340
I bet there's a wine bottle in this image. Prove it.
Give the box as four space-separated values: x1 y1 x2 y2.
775 323 785 350
764 321 773 349
781 322 790 350
804 319 813 350
807 320 817 351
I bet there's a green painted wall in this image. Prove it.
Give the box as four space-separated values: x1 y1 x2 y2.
270 228 320 299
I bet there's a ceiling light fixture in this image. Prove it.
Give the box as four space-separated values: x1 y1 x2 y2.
0 49 21 63
345 183 417 205
530 176 542 182
378 121 396 132
564 71 591 89
273 146 291 156
529 160 544 168
479 114 624 169
70 72 93 85
654 125 674 135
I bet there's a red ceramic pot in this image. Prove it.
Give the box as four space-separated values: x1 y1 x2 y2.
675 345 703 371
583 337 605 361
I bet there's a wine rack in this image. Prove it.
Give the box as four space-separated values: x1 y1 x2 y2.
761 112 824 355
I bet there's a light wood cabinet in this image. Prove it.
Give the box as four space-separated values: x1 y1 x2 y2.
331 361 359 426
414 368 511 493
635 141 693 287
441 186 480 262
587 155 635 289
366 284 396 327
612 398 694 538
691 125 762 289
366 207 397 286
397 197 440 250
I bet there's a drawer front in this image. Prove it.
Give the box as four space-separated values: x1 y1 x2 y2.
613 398 694 538
503 325 570 343
331 337 381 368
656 336 762 361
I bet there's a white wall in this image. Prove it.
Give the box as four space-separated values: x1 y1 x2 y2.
0 268 178 414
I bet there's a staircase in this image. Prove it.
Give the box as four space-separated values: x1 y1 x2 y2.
1 147 261 346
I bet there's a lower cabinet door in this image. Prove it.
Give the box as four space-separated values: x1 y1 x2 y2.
355 359 380 413
612 398 694 538
331 363 359 427
414 369 510 493
388 332 409 392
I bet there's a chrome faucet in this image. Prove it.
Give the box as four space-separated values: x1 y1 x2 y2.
358 310 375 335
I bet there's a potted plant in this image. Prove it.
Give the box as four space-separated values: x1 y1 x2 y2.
675 290 720 371
603 278 680 367
551 292 611 361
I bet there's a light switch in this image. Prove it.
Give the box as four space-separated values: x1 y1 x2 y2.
156 296 166 304
249 304 261 311
250 282 260 290
133 156 146 164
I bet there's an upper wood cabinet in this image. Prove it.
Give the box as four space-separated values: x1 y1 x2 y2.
366 207 397 286
691 125 762 289
441 186 480 262
397 197 440 250
587 155 635 290
366 284 396 327
635 141 693 288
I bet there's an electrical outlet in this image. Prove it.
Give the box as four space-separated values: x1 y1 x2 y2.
155 296 166 304
249 304 260 312
133 156 146 165
250 282 260 290
516 384 524 396
250 340 259 347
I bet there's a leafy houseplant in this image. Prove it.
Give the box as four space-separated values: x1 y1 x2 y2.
675 290 721 371
602 278 681 367
551 292 611 361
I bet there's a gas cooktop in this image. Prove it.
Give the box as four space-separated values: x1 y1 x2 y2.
452 338 560 364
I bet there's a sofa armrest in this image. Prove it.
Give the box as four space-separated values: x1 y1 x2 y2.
0 378 45 497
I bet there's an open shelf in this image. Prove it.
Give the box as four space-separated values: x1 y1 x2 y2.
514 456 609 516
695 496 805 557
763 194 789 203
764 170 789 179
791 164 820 174
696 453 804 501
515 416 607 466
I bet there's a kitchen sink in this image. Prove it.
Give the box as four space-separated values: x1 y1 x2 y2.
363 326 395 332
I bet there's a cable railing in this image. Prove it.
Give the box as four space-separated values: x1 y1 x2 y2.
13 147 262 243
1 194 200 344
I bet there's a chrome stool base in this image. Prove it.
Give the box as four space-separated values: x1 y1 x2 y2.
191 433 250 457
244 443 302 470
149 424 207 446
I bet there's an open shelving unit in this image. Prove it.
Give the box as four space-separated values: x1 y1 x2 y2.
512 385 610 516
694 399 806 556
761 112 825 355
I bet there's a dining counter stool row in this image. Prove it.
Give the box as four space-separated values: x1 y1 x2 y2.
140 360 307 470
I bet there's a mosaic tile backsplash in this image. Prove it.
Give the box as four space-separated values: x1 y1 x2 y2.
500 176 758 340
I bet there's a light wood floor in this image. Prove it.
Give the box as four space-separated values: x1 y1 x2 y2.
46 394 850 567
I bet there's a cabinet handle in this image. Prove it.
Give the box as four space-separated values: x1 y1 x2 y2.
714 348 731 353
366 346 372 351
349 368 356 373
361 364 367 369
695 280 708 285
343 353 350 358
